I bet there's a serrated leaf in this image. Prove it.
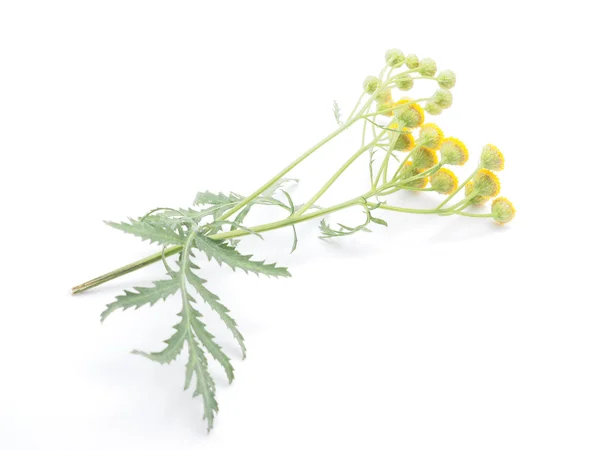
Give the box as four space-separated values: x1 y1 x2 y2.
186 336 218 432
195 234 291 278
253 196 293 211
101 277 180 322
230 204 253 231
187 269 246 358
260 177 299 198
132 314 187 364
193 190 241 206
105 219 185 245
187 302 235 384
319 216 371 239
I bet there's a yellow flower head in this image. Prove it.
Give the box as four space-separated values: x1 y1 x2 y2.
411 147 439 169
480 144 505 171
419 123 444 151
465 182 489 205
440 137 469 166
394 99 425 128
430 168 458 194
491 197 516 224
473 168 501 197
397 161 428 188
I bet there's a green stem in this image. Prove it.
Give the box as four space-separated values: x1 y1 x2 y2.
71 246 183 294
360 97 430 119
373 121 404 187
454 211 492 218
346 92 366 122
367 202 456 215
389 142 426 182
436 164 481 210
216 124 350 222
295 130 386 216
71 70 465 295
71 197 365 294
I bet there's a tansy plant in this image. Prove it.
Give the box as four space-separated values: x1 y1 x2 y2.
72 48 515 431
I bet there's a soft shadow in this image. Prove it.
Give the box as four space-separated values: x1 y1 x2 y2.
430 215 511 243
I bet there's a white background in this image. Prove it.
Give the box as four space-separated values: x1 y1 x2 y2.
1 1 599 449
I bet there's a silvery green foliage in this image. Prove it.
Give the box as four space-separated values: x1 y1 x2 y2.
102 183 383 431
319 201 387 239
103 189 292 431
332 100 343 125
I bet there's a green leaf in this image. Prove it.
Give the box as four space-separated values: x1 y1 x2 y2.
318 201 387 239
333 100 343 125
195 233 291 278
185 336 218 432
105 219 185 245
101 277 180 322
207 220 264 240
319 217 371 239
260 178 299 198
253 196 293 211
365 117 405 133
187 269 246 358
282 190 298 254
370 216 388 227
187 302 235 383
230 204 253 231
132 313 187 364
194 190 241 206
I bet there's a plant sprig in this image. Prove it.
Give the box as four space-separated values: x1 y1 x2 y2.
72 47 515 432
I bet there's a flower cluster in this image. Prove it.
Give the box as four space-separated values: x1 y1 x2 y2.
361 49 515 224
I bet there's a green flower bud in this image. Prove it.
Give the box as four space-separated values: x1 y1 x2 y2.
385 48 405 68
491 197 516 224
405 54 419 69
437 70 456 89
363 76 380 95
395 74 414 91
418 58 437 77
424 101 443 115
374 88 392 104
432 89 453 109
